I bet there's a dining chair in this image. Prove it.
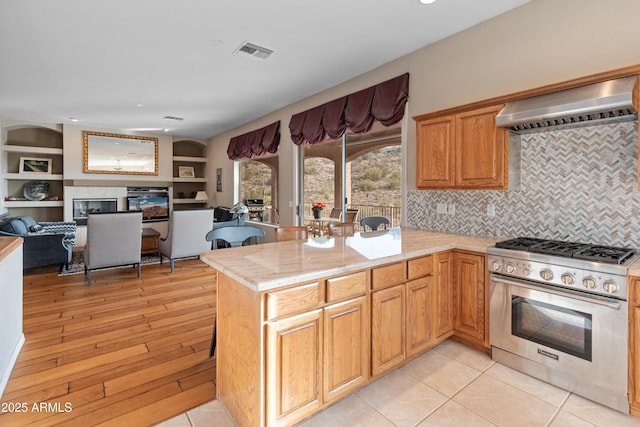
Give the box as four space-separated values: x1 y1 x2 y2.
275 226 310 242
328 221 355 237
343 208 359 223
159 208 214 272
84 211 143 285
205 225 265 248
311 207 342 236
360 215 391 231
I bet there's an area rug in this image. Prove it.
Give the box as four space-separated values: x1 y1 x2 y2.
59 252 162 276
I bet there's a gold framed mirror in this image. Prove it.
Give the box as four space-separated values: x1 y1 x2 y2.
83 131 159 175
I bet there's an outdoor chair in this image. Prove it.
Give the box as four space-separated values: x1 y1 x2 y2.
328 222 355 237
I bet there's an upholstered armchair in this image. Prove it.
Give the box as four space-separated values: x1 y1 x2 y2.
160 208 214 272
84 211 142 285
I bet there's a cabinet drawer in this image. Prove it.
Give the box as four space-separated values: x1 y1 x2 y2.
266 282 322 320
371 262 406 290
326 271 367 303
408 255 434 280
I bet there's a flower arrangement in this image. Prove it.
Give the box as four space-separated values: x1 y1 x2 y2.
311 202 327 211
311 202 326 218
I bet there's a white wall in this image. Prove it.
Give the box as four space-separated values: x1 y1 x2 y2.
206 0 640 226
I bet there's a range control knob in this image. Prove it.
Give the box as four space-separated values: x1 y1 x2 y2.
540 269 554 281
603 281 620 294
505 264 516 274
583 277 597 289
491 261 501 271
561 273 575 285
523 268 531 277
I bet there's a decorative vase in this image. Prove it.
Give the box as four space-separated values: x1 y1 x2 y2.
313 209 322 219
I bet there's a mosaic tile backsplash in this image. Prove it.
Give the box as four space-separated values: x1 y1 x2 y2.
406 121 640 248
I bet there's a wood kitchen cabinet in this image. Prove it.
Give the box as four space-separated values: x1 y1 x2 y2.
629 276 640 415
266 309 323 426
416 105 508 189
452 250 487 347
435 251 454 338
266 271 369 426
371 255 436 376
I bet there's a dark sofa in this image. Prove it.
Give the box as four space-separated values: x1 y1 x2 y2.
0 213 77 269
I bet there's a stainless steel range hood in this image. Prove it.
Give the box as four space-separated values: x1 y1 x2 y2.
496 76 638 133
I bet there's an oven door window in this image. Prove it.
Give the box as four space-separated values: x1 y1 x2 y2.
511 296 592 361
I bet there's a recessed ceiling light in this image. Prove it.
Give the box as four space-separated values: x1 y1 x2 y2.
136 103 144 107
163 129 169 132
69 117 79 122
419 0 437 4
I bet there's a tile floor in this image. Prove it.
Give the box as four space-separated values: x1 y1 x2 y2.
156 339 640 427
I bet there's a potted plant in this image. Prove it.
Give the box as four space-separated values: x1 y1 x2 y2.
311 202 327 219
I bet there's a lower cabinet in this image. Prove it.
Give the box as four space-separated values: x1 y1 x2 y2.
371 284 406 376
629 276 640 415
435 251 453 338
452 251 486 345
406 276 435 357
323 296 368 402
266 296 369 426
266 309 323 427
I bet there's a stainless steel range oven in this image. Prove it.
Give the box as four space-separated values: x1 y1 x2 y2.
488 237 637 413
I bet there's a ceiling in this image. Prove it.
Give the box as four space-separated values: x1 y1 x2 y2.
0 0 528 140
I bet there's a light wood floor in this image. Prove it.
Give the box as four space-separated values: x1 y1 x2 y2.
0 259 217 427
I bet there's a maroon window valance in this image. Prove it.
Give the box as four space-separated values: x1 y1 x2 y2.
289 73 409 146
227 121 281 160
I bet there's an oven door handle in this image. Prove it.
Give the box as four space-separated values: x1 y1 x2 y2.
491 275 622 310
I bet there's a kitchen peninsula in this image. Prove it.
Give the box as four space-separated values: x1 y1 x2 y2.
200 228 497 427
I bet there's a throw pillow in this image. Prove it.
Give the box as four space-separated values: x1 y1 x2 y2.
17 216 42 232
0 218 28 235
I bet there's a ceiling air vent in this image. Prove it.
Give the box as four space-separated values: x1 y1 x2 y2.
234 41 274 60
163 116 184 121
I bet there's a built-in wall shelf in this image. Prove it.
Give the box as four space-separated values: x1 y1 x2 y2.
2 145 64 155
3 173 64 180
172 198 207 204
172 139 208 211
172 155 207 163
173 177 207 183
4 200 64 208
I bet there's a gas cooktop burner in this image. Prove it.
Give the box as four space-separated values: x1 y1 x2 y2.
495 237 635 265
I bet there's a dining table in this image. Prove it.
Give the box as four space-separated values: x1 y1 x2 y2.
303 215 342 236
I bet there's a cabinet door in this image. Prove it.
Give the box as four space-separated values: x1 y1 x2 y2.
406 276 435 357
629 277 640 414
453 251 486 343
416 115 455 188
266 309 323 426
324 296 368 403
371 284 405 376
435 252 453 338
455 105 508 189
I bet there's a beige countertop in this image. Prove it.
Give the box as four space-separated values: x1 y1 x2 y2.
0 236 22 263
200 227 498 291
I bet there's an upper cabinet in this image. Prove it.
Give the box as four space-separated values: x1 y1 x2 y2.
416 105 508 190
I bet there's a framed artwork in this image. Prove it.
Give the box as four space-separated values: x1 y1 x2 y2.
216 168 223 192
178 166 195 178
19 157 52 174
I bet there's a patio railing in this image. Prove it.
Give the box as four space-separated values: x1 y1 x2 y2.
303 203 401 230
